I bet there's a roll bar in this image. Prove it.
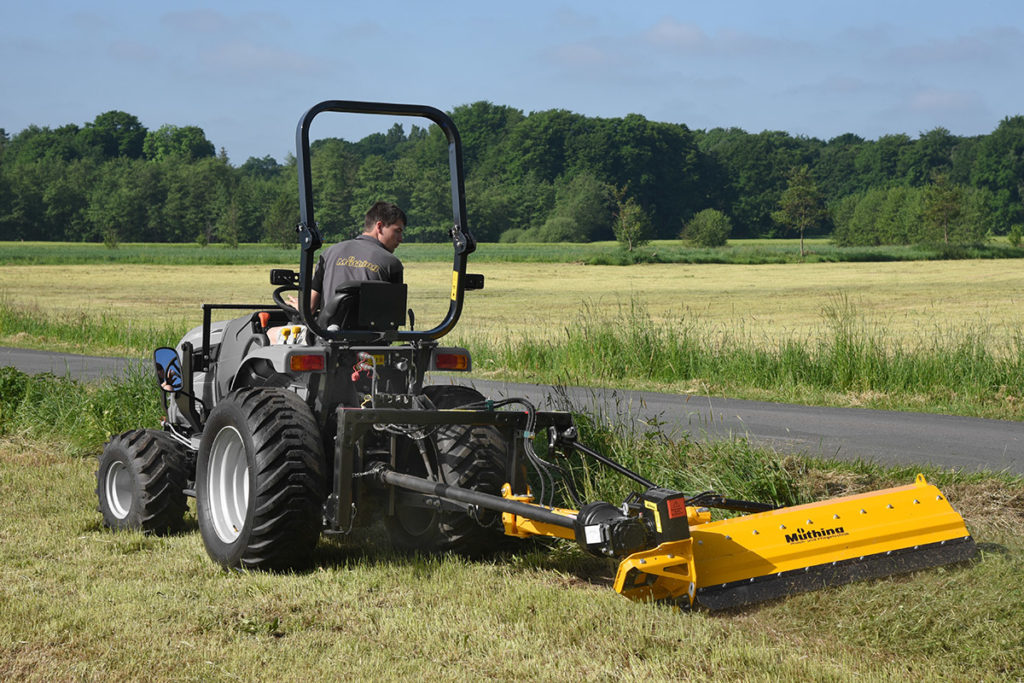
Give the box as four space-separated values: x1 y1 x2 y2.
295 100 476 343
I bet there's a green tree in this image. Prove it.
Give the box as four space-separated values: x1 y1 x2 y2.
535 172 615 242
900 127 956 185
971 115 1024 232
310 139 359 238
235 172 291 243
683 208 732 247
917 176 991 245
263 187 299 247
348 155 398 225
239 155 284 180
612 188 652 252
394 157 449 237
218 198 242 248
450 101 525 172
854 134 912 188
143 124 216 162
5 124 85 163
920 173 964 244
702 128 818 237
1009 224 1023 247
467 174 554 242
832 187 886 246
80 111 147 159
815 133 866 198
875 185 924 244
161 157 232 242
43 159 97 240
86 159 166 242
772 166 826 256
502 109 583 184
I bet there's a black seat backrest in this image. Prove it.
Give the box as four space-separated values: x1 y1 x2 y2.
317 281 407 331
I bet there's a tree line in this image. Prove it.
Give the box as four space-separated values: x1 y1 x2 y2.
1 104 1021 247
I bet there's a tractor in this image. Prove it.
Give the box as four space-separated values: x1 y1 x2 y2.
96 101 975 610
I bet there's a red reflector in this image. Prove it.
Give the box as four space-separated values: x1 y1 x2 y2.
289 354 325 372
434 353 469 370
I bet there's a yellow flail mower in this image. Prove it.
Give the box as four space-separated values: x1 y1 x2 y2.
361 405 975 611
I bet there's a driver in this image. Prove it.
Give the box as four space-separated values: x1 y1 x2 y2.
310 200 405 313
274 201 406 343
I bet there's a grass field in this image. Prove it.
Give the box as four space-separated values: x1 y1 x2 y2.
2 258 1022 350
1 242 1023 679
0 370 1021 680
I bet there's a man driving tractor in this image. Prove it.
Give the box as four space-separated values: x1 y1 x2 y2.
276 200 406 343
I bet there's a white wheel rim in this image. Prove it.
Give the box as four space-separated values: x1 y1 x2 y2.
105 461 132 519
207 426 250 544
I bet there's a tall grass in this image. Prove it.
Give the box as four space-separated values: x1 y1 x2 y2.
467 295 1024 420
4 286 1023 419
0 294 182 356
0 365 162 456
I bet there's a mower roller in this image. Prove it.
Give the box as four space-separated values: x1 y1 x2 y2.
96 100 975 611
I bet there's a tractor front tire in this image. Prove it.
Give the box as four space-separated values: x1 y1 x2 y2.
195 387 325 571
96 429 188 535
385 385 509 556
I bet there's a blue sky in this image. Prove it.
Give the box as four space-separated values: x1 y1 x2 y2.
2 1 1022 164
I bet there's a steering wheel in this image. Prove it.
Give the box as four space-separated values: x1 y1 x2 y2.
272 284 303 324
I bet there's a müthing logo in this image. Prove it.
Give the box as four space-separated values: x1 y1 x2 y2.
784 526 847 544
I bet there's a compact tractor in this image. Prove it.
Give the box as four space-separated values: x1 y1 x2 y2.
96 101 975 610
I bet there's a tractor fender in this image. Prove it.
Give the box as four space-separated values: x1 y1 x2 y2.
175 321 225 358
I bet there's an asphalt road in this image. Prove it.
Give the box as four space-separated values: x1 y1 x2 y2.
3 346 1021 474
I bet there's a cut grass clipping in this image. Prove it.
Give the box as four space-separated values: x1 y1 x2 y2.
0 369 1021 679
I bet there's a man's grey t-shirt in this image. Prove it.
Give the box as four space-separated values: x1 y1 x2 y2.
312 235 403 301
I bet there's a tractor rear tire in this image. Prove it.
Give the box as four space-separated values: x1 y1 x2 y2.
385 384 509 556
195 387 325 570
96 429 188 535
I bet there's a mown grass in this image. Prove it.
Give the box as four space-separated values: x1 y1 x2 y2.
0 370 1021 679
0 291 183 358
4 255 1024 355
3 238 1023 266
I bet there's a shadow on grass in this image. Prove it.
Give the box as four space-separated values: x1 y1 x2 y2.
309 530 618 589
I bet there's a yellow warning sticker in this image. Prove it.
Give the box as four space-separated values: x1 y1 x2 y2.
450 271 459 300
644 500 662 533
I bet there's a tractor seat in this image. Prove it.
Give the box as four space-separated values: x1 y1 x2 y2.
317 280 408 331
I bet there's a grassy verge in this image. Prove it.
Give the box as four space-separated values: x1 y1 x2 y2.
462 296 1024 421
4 291 1022 421
0 373 1021 679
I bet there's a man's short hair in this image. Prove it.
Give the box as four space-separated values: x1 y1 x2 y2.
364 201 407 231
